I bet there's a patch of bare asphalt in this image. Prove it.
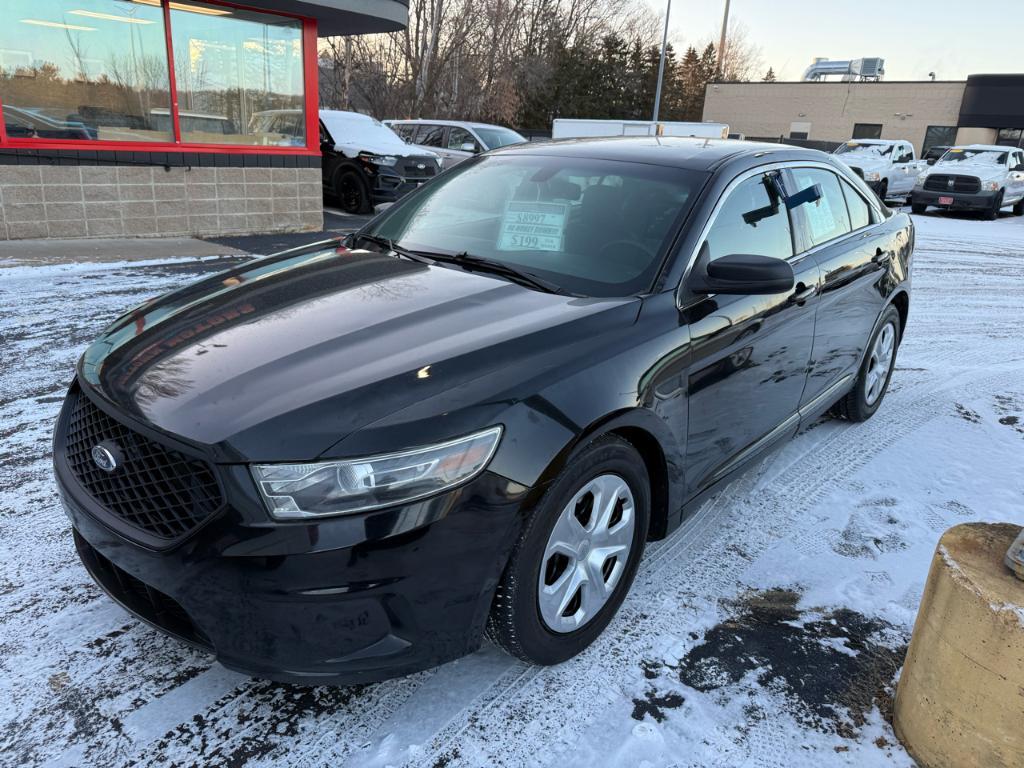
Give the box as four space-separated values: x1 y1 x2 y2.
634 589 907 739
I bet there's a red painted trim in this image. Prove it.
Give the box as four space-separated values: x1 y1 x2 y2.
162 1 182 145
303 18 320 154
0 0 319 155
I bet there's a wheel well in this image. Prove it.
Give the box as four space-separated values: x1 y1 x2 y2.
608 426 670 541
891 290 910 340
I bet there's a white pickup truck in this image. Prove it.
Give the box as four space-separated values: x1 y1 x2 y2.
832 139 926 201
910 144 1024 219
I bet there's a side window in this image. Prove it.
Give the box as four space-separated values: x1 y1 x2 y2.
393 124 415 141
840 179 872 231
788 168 853 249
448 127 479 152
703 174 793 262
416 124 446 147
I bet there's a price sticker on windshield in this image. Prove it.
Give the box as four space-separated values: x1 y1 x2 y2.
497 201 567 252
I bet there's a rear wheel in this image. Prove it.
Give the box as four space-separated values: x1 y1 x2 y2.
983 190 1004 221
334 166 372 214
487 435 650 665
831 305 901 422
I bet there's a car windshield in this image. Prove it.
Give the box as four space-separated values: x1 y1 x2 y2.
834 142 893 158
365 154 706 297
937 148 1007 165
474 126 527 150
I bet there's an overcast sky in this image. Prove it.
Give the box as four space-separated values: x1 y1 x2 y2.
657 0 1024 81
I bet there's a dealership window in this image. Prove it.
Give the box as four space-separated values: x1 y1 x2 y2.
996 128 1023 148
923 125 957 153
170 1 304 146
852 123 883 140
0 0 173 141
0 0 309 149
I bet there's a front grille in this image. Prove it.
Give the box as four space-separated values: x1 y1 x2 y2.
924 174 981 194
74 530 211 649
64 389 223 541
400 157 438 179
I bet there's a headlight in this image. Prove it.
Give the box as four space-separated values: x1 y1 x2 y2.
434 157 443 167
915 173 928 187
982 180 1000 192
863 171 881 182
362 154 398 167
251 426 502 519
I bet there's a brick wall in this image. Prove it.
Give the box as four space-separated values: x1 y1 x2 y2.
0 157 323 240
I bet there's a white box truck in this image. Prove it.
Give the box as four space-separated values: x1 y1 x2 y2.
551 119 729 140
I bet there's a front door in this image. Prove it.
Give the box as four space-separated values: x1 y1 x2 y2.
682 170 820 496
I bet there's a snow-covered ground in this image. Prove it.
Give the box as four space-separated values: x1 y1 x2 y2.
1 213 1022 767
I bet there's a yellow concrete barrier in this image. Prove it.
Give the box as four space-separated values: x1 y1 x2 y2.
894 523 1024 768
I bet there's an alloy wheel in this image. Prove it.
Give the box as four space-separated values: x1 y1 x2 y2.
537 474 635 633
864 321 896 406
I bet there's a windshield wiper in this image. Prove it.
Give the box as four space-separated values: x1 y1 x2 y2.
352 233 435 265
438 251 566 295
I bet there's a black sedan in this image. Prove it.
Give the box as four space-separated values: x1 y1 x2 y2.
54 137 913 684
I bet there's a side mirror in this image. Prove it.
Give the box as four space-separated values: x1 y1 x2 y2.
460 142 477 153
689 252 795 295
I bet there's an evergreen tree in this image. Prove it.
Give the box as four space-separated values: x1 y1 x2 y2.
762 66 776 82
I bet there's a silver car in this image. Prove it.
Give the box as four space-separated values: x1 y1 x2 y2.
385 119 527 169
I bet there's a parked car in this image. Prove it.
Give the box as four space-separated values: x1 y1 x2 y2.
55 138 912 684
832 139 926 201
911 144 1024 219
320 110 442 213
922 145 951 165
386 119 527 168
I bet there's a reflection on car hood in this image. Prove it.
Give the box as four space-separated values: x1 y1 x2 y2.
79 246 635 461
838 156 888 173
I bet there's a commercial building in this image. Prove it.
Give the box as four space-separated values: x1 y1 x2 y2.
0 0 405 240
703 74 1024 157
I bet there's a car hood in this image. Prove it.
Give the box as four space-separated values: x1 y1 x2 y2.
838 156 889 173
928 161 1006 181
333 139 440 160
79 246 636 462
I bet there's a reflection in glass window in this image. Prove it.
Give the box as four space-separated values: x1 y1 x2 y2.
705 175 793 262
0 0 172 141
790 168 852 248
170 1 304 146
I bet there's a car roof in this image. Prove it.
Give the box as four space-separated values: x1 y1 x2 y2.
843 139 904 145
959 144 1014 152
486 136 823 172
386 118 514 131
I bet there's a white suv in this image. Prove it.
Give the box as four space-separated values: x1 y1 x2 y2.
911 145 1024 219
386 120 527 169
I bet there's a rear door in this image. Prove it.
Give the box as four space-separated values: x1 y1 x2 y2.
682 169 821 495
786 166 889 409
414 124 451 164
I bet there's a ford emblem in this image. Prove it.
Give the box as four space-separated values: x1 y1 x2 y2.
91 442 121 473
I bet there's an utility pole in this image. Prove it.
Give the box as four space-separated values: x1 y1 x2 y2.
717 0 731 79
652 0 672 122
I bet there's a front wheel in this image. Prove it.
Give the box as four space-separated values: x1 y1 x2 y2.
911 202 927 215
1013 198 1024 216
334 167 372 214
876 180 889 202
983 190 1004 221
487 435 650 665
831 305 901 422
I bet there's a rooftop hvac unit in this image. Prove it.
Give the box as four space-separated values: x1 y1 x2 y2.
802 57 885 82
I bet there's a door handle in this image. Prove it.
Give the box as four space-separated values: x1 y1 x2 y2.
872 248 893 266
788 283 817 304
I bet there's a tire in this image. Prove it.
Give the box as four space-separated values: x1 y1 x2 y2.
334 166 372 214
487 434 651 665
1013 198 1024 217
983 190 1003 221
876 180 888 202
911 202 927 215
831 305 901 422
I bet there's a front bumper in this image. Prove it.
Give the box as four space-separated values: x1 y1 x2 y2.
911 188 998 211
369 168 434 204
55 394 526 685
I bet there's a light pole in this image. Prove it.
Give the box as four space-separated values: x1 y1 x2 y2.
652 0 672 123
717 0 731 79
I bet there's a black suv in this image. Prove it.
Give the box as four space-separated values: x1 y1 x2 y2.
55 138 913 684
